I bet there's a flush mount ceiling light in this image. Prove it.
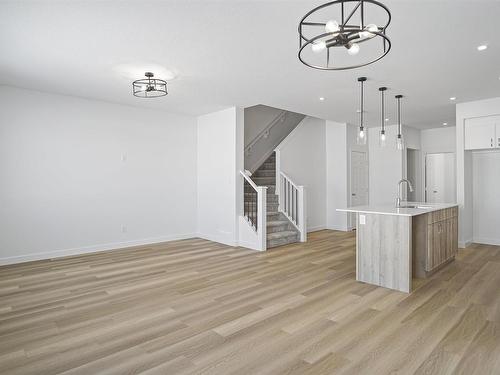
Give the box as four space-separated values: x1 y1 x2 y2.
132 72 167 98
319 97 325 101
449 97 456 101
298 0 391 70
477 44 488 51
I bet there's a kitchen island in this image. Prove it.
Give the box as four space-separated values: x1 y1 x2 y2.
337 203 458 293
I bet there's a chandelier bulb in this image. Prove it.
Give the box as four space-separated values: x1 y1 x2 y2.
311 40 327 53
325 20 340 34
347 43 360 55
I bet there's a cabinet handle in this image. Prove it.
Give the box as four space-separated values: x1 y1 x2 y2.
491 138 494 147
498 137 500 147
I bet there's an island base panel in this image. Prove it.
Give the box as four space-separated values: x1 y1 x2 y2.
356 213 412 293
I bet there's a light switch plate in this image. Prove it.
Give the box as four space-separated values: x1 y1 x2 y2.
359 214 366 225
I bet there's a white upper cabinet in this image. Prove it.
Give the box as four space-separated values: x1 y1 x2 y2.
464 116 499 150
496 123 500 148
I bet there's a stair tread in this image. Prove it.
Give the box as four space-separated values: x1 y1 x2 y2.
267 220 290 227
267 230 299 239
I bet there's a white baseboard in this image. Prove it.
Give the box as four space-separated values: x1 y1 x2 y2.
472 237 500 246
458 239 473 248
196 232 238 247
238 240 264 251
326 225 351 232
307 225 327 233
0 233 196 266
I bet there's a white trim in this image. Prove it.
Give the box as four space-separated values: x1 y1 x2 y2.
472 237 500 246
0 233 197 266
326 224 351 232
308 225 327 233
238 240 265 251
458 239 473 248
196 232 238 247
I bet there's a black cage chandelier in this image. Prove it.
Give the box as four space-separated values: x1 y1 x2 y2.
132 72 168 98
298 0 391 70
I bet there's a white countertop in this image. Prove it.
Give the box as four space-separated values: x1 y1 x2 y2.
337 202 459 217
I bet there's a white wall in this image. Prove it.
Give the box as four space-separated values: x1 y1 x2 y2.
421 127 456 154
244 105 304 172
276 117 326 232
244 105 283 145
197 107 244 246
368 124 404 205
420 126 456 203
0 86 198 264
456 97 500 247
326 121 348 230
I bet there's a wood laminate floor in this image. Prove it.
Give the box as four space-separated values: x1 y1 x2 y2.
1 230 500 375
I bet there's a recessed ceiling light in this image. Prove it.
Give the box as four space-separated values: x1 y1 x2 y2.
443 122 448 126
449 97 456 101
477 44 488 51
319 97 325 101
385 118 389 122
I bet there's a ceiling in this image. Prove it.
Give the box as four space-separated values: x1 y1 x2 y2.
1 0 499 129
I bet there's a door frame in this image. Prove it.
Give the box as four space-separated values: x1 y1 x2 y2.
349 150 369 229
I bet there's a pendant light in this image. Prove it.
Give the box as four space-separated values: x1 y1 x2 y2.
357 77 367 145
379 87 387 147
395 94 404 150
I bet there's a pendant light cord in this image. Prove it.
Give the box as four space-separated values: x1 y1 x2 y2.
358 77 367 129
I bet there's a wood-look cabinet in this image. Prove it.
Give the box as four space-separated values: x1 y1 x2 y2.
413 206 458 278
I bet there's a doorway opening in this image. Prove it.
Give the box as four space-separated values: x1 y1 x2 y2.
425 152 456 203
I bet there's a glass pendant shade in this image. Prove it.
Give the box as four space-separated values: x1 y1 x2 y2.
379 130 386 147
356 77 367 145
396 134 404 150
395 94 404 151
379 86 387 148
357 126 367 145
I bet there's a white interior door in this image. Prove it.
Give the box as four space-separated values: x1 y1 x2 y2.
351 151 369 206
425 153 456 203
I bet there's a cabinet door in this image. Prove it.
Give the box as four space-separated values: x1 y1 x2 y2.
496 123 500 148
464 118 495 150
427 222 442 271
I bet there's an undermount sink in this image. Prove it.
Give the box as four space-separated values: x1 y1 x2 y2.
397 204 433 209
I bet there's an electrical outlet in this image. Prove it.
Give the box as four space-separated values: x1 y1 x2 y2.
359 214 366 225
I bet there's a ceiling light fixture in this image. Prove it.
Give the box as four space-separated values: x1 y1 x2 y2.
449 97 456 101
298 0 392 70
443 122 448 126
385 118 389 122
477 44 488 51
379 87 387 147
356 77 367 145
395 94 404 150
319 97 325 101
132 72 167 98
